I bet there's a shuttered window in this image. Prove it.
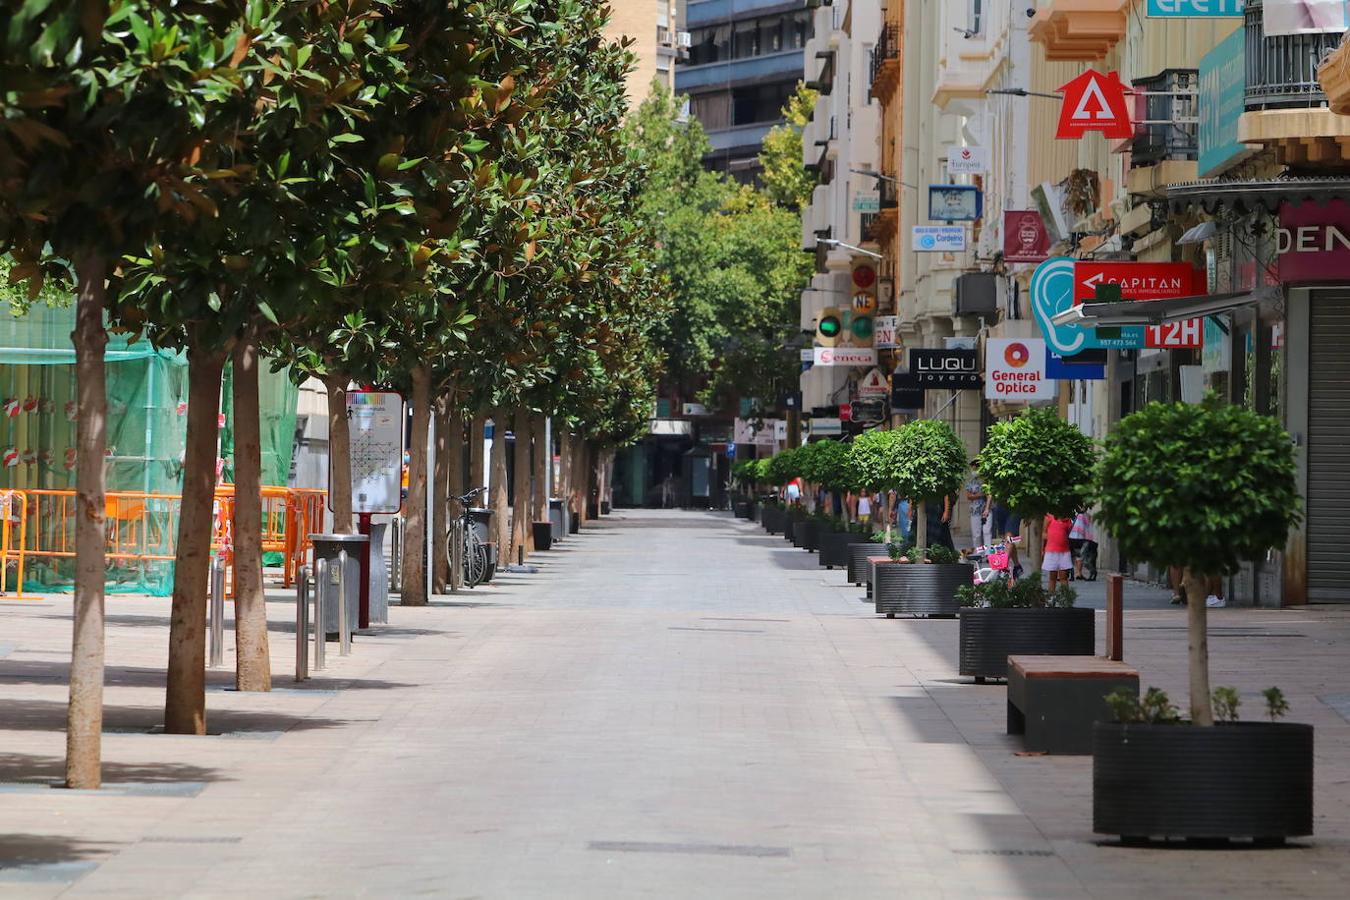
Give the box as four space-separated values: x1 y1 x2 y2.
1306 290 1350 602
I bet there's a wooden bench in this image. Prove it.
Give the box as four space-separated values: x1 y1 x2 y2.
1007 655 1139 755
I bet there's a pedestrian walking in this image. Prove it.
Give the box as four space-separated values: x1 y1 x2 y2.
857 490 872 529
1043 513 1075 589
965 459 992 550
1069 509 1098 581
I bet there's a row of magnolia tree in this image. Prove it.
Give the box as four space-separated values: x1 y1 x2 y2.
735 404 1300 727
0 1 666 787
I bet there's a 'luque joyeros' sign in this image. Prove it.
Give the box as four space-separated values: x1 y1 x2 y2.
909 348 982 389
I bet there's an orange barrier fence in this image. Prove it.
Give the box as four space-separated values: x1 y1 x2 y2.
0 486 327 599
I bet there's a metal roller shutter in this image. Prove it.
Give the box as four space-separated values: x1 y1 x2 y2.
1307 291 1350 602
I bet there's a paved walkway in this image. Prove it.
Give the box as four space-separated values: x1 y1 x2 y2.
2 509 1349 898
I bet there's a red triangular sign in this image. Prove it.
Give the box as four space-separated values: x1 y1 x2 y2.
1054 70 1132 141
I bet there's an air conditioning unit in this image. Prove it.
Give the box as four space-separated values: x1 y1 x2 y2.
677 31 692 49
954 272 1000 316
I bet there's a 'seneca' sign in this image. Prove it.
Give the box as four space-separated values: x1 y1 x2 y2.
985 338 1056 402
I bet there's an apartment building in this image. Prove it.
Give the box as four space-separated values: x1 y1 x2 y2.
605 0 687 106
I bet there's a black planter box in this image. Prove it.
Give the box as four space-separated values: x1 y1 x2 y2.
958 607 1094 680
817 530 857 568
531 522 552 551
734 501 752 519
1093 722 1314 842
873 562 971 617
762 506 784 534
798 519 820 552
784 516 797 543
848 543 885 585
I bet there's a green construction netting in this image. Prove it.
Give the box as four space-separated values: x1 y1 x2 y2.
219 362 300 565
0 300 297 594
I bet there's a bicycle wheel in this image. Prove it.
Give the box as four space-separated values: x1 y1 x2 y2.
463 524 485 587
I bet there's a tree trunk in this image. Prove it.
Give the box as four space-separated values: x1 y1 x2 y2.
431 394 450 594
468 415 486 492
914 499 926 549
1183 567 1214 726
1028 515 1045 580
531 413 548 524
231 327 270 692
573 439 589 524
323 372 354 534
489 409 510 553
557 428 571 524
65 255 108 789
400 365 431 606
165 346 228 735
510 407 532 562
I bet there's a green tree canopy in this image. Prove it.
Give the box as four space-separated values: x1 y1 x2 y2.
759 82 817 209
847 429 901 493
891 420 967 504
979 408 1095 519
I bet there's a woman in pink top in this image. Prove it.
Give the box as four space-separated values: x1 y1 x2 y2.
1042 514 1075 590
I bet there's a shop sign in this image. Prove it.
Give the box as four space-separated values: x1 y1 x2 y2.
733 417 776 446
810 417 843 436
910 348 982 389
1074 260 1202 349
1031 257 1144 354
874 315 899 349
1277 199 1350 281
946 146 988 176
1055 70 1133 140
853 189 880 213
913 226 966 252
1046 350 1106 381
857 368 889 398
928 185 983 222
839 403 852 422
1199 26 1256 177
986 338 1056 401
1263 0 1348 36
813 347 877 367
1003 210 1052 263
1147 0 1244 16
850 400 887 424
682 402 708 416
891 371 925 409
1202 315 1232 374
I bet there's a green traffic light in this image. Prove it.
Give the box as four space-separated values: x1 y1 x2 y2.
852 316 873 340
819 316 841 337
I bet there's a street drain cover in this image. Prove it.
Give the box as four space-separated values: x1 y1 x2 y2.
588 841 790 858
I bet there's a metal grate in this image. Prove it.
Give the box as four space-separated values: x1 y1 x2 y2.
1245 0 1341 109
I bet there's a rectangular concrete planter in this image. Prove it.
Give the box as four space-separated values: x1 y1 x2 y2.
958 607 1094 681
872 562 971 618
1093 721 1313 843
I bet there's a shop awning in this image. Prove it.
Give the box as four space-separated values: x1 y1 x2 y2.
1167 176 1350 215
1049 287 1281 328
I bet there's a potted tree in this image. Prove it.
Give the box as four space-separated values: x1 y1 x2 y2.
761 451 795 535
808 439 859 569
1092 399 1308 843
871 420 973 617
955 576 1092 681
976 407 1096 576
730 459 757 518
846 429 902 586
793 441 825 552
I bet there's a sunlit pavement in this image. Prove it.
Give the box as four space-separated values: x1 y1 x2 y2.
2 508 1348 898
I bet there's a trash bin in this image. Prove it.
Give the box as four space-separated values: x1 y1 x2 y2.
467 508 493 545
309 533 368 637
548 498 566 542
367 522 390 625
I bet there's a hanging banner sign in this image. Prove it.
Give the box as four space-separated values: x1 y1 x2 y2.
340 390 405 515
853 189 880 213
946 145 989 175
1199 25 1257 177
810 417 843 436
1263 0 1348 35
1046 349 1107 381
913 226 966 252
1147 0 1244 15
986 338 1056 401
1055 70 1133 140
1072 260 1202 349
857 368 889 398
1003 210 1052 263
1031 257 1140 354
910 348 982 389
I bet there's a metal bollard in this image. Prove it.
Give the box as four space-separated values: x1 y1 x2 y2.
295 565 311 682
208 556 226 668
337 549 351 656
313 558 327 671
389 519 402 593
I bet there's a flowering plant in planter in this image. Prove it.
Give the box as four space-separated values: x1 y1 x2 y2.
956 575 1076 608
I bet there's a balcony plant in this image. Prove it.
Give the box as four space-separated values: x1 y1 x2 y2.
977 407 1096 574
954 573 1092 680
1092 399 1308 842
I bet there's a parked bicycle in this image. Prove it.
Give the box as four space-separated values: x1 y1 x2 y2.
450 487 490 588
965 536 1021 586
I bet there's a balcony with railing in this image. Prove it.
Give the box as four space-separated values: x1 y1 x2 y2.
1028 0 1127 62
1239 0 1350 166
1131 70 1198 169
870 24 901 100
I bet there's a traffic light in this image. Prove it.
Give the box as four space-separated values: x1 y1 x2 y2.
816 306 843 347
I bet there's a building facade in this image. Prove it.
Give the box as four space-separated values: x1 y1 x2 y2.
678 0 813 180
606 0 687 107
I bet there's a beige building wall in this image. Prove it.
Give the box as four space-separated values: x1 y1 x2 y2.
605 0 683 107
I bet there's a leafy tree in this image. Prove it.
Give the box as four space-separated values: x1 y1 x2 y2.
759 82 817 209
0 0 277 780
1095 400 1299 725
891 420 968 548
979 408 1096 566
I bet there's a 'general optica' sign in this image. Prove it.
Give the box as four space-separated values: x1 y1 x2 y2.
985 338 1055 402
1147 0 1244 16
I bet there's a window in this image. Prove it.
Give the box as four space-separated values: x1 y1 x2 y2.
733 20 758 58
968 0 984 36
